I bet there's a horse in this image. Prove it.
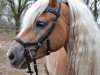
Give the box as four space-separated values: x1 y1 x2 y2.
7 0 100 75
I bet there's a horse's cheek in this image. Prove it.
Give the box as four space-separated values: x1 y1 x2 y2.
50 29 67 51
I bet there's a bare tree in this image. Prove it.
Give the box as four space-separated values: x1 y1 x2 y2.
90 0 100 21
6 0 34 33
84 0 100 21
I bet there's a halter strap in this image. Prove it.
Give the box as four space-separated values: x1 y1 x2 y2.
44 8 60 17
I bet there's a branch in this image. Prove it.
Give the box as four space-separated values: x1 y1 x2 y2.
20 0 29 13
18 0 21 13
7 0 16 15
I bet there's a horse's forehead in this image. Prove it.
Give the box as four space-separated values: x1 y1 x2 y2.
37 12 56 22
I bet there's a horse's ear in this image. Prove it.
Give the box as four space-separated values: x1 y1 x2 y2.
49 0 58 7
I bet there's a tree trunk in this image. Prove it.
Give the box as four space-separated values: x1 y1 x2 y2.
15 17 20 34
93 0 98 21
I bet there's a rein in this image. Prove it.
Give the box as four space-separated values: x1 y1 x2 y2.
15 0 62 75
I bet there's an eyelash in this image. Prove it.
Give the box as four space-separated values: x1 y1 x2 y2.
36 21 48 28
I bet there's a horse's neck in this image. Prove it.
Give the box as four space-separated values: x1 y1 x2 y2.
60 3 70 54
46 47 69 75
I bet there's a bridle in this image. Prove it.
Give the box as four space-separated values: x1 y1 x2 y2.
15 0 62 75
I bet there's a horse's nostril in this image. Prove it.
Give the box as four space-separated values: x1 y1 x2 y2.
9 53 14 60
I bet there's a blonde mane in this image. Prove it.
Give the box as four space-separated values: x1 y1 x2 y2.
18 0 49 37
66 0 100 75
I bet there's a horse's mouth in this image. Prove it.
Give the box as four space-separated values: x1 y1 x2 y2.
19 61 28 69
10 60 28 69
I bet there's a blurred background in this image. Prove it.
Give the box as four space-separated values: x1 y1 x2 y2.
0 0 100 75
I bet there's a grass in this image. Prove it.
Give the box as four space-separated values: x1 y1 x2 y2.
0 29 4 33
3 31 16 36
0 29 16 36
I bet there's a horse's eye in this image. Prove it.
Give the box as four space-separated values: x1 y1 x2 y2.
36 21 47 28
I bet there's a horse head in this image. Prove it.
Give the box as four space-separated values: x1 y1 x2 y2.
7 0 70 69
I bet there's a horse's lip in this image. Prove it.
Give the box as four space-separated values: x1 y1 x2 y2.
10 60 27 69
10 60 19 68
19 61 27 69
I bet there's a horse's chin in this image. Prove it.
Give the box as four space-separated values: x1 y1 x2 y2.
19 61 28 69
10 60 27 69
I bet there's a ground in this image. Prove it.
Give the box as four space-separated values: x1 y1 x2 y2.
0 33 46 75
